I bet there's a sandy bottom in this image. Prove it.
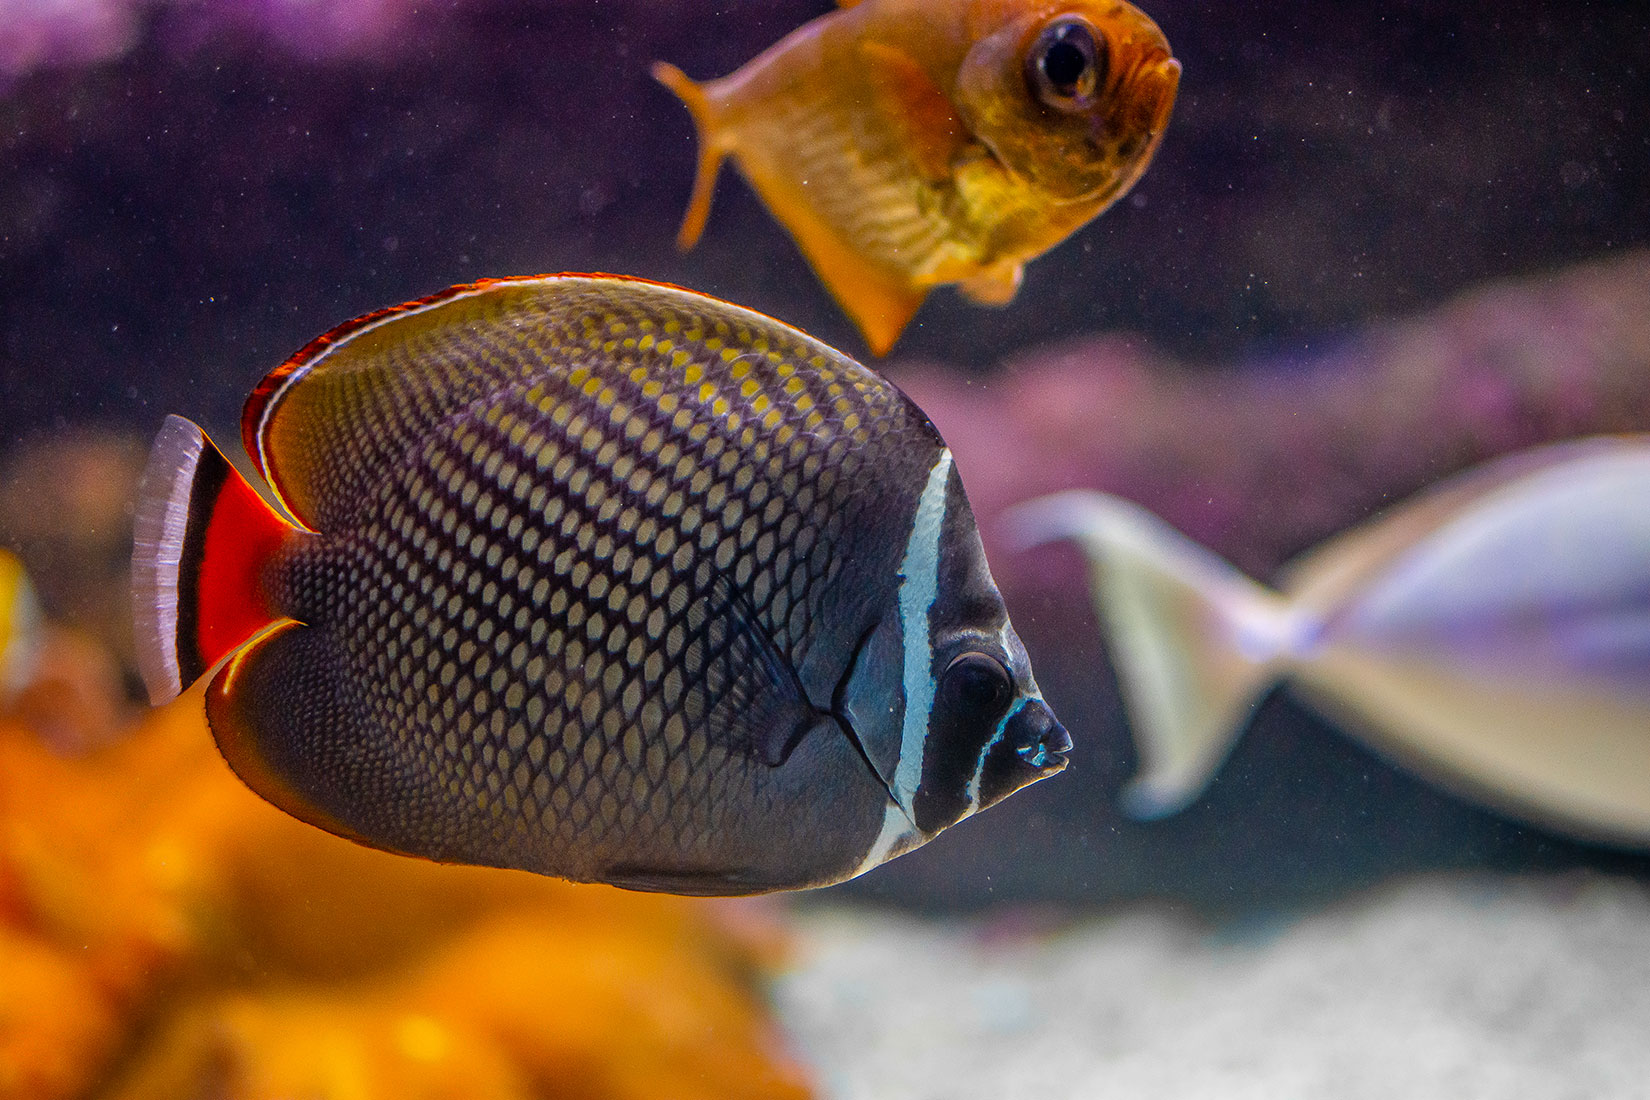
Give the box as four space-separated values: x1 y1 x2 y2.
777 873 1650 1099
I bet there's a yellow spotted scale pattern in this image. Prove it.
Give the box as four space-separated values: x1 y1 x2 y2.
227 276 944 892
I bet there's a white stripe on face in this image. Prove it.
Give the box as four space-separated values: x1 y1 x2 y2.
891 449 954 816
850 801 918 879
964 695 1029 813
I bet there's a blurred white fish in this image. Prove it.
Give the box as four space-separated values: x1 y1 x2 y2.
1010 436 1650 846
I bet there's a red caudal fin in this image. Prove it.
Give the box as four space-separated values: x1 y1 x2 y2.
131 415 300 705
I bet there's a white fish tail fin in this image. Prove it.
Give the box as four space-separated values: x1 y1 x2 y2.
1009 491 1296 818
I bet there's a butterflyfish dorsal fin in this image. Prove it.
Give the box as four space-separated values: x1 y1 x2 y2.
242 276 720 533
243 280 534 532
651 61 730 251
860 40 968 184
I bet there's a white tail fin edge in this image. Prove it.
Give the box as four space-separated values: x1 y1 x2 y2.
131 414 208 706
1008 491 1298 818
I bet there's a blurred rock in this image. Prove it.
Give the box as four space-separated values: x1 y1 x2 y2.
837 248 1650 914
0 702 813 1100
1 0 1646 440
5 626 127 752
898 248 1650 582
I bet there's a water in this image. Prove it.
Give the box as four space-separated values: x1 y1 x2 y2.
1 1 1647 1096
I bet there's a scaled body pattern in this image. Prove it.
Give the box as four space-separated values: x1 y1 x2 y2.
134 275 1068 894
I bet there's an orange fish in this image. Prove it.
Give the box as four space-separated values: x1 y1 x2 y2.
653 0 1181 355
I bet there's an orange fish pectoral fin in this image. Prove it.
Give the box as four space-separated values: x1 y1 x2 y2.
651 61 729 251
959 263 1023 306
859 40 969 183
772 203 925 355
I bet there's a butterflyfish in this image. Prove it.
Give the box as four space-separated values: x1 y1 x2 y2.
653 0 1180 355
1011 436 1650 846
131 274 1070 895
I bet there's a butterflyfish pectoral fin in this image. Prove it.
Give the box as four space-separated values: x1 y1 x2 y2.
859 40 968 183
651 61 728 251
959 264 1023 306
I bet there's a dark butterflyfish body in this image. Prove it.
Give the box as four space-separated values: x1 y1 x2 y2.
131 274 1069 895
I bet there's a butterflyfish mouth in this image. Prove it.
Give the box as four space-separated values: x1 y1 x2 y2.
1012 704 1073 772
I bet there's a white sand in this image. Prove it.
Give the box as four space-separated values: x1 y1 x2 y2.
777 874 1650 1099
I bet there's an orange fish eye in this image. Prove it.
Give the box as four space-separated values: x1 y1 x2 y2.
1026 15 1107 111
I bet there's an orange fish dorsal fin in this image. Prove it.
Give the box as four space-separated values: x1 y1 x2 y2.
859 40 968 183
651 61 728 251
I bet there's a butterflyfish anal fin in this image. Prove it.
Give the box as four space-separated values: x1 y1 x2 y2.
651 61 729 251
859 40 968 184
205 620 393 856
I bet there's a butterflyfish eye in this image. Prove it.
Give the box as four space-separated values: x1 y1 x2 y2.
1027 17 1105 110
941 651 1013 717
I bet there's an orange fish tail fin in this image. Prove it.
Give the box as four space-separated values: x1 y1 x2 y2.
652 61 727 251
132 414 298 706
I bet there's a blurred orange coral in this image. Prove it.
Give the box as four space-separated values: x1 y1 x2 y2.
0 696 813 1100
